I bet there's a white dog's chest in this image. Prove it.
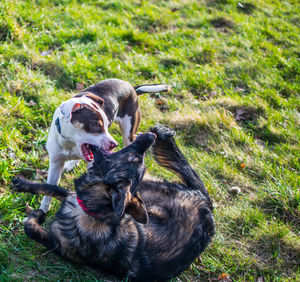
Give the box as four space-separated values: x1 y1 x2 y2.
58 137 82 160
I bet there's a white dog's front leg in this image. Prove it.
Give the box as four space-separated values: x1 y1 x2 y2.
39 158 65 213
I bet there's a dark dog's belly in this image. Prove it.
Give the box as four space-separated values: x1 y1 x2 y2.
138 181 214 279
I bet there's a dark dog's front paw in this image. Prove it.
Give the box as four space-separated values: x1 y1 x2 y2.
150 124 176 140
11 177 28 192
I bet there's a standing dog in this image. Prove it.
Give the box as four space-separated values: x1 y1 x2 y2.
41 79 170 213
12 125 215 281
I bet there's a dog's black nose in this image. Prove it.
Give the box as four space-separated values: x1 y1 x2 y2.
109 141 117 150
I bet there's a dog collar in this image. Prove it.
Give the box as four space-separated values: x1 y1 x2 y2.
55 117 73 142
77 196 102 219
55 117 62 134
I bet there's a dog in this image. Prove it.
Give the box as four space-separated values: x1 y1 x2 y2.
11 125 215 281
40 79 170 213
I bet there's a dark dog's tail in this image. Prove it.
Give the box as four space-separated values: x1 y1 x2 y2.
150 125 212 207
134 84 171 95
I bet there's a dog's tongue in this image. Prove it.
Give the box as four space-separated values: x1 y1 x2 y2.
81 144 94 162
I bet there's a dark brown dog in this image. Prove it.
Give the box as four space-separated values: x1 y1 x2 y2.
11 125 215 281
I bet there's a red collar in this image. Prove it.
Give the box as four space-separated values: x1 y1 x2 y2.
77 196 102 219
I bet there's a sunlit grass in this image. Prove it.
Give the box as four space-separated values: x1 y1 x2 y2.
0 0 299 280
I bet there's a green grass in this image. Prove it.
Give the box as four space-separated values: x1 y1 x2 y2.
0 0 299 280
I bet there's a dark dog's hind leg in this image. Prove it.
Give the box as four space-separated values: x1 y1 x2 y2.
150 125 211 203
11 178 69 202
24 209 57 251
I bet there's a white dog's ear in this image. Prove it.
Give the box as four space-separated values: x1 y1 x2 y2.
84 93 105 107
72 103 83 113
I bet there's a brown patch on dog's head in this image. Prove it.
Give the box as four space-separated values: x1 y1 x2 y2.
83 93 104 108
71 103 104 134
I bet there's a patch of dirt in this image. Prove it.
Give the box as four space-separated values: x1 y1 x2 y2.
226 105 264 123
210 17 234 32
0 187 6 195
160 58 182 69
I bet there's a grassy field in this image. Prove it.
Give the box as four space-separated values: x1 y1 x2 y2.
0 0 299 280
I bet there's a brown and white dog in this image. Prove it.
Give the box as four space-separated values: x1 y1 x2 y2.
40 79 170 213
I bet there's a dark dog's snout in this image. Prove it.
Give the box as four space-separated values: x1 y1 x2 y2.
89 144 107 161
109 141 117 151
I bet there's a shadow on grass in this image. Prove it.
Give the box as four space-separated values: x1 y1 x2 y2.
32 61 74 90
0 23 13 42
184 78 213 98
215 102 286 145
249 234 300 275
168 119 217 151
205 0 230 8
160 58 182 69
119 31 157 53
189 49 215 65
243 122 286 145
133 15 170 33
136 66 157 80
237 2 256 14
210 17 235 33
255 196 300 233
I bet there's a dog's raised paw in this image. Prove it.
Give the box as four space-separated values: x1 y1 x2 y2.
11 177 27 192
150 125 175 140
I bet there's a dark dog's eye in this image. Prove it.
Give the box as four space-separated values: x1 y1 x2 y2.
128 155 140 162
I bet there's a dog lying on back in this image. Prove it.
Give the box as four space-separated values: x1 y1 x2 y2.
12 125 215 281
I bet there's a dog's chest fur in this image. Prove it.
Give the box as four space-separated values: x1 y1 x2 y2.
50 194 141 277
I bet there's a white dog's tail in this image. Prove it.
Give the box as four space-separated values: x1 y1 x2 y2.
134 84 171 95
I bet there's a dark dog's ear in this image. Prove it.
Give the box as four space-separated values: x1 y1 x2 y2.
126 192 148 224
111 189 126 217
111 179 131 217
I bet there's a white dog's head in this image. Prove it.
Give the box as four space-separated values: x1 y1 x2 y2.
57 96 117 162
